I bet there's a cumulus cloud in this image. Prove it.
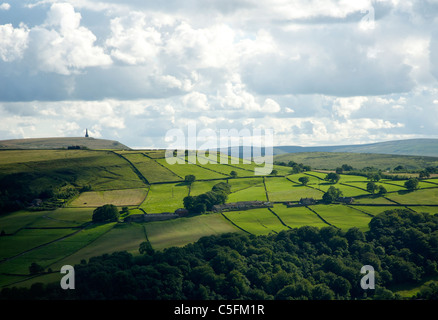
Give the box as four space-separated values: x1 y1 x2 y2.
0 3 10 10
106 12 162 65
27 3 112 75
0 0 437 146
0 23 29 62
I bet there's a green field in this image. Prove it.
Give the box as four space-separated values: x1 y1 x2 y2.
385 188 438 205
1 148 438 292
69 188 148 207
144 213 241 250
271 204 328 228
265 177 323 201
120 153 182 183
310 204 373 231
0 150 146 194
274 152 438 170
139 183 189 213
222 208 288 235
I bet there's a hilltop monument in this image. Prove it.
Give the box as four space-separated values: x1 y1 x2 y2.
85 129 89 138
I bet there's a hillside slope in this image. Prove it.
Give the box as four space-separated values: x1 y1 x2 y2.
219 139 438 158
273 139 438 157
273 151 438 170
0 137 130 150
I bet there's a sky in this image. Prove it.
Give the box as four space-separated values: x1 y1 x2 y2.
0 0 438 148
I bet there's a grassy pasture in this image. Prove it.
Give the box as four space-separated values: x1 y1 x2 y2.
274 152 438 170
0 228 78 260
142 150 166 159
227 184 267 202
2 148 438 292
310 204 373 231
271 204 328 228
51 223 147 267
350 206 406 216
0 222 116 286
265 177 324 202
408 206 438 214
145 214 241 250
69 188 148 207
287 173 323 186
0 210 50 234
227 177 263 192
386 188 438 205
0 149 97 165
122 153 181 183
139 183 190 213
352 196 395 205
0 150 146 193
189 180 224 196
156 158 228 180
222 208 288 235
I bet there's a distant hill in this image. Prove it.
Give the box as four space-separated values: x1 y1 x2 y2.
272 139 438 157
273 152 438 171
219 139 438 158
0 137 130 150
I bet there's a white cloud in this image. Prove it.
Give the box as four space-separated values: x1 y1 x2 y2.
0 24 29 62
1 0 438 146
0 3 10 10
333 97 368 118
182 92 209 111
263 98 281 113
29 3 112 75
106 12 162 65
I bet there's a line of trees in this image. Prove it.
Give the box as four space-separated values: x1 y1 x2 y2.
2 209 436 300
183 182 231 214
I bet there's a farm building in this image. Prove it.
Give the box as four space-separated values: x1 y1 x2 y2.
124 213 179 223
337 197 355 204
299 198 316 205
212 201 273 212
175 208 189 216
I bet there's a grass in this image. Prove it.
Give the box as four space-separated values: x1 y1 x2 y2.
310 204 373 231
350 206 406 216
408 206 438 214
227 183 267 202
156 158 228 180
139 183 190 213
0 150 146 194
2 148 438 291
265 177 323 202
352 196 396 205
144 214 241 251
222 208 289 235
0 222 116 285
0 228 79 260
121 153 181 183
274 152 438 170
0 210 50 234
68 188 148 207
271 204 328 228
51 223 147 267
386 188 438 205
189 180 224 196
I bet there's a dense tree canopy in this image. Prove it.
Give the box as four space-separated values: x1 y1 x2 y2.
2 209 437 301
92 204 119 222
183 182 230 213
